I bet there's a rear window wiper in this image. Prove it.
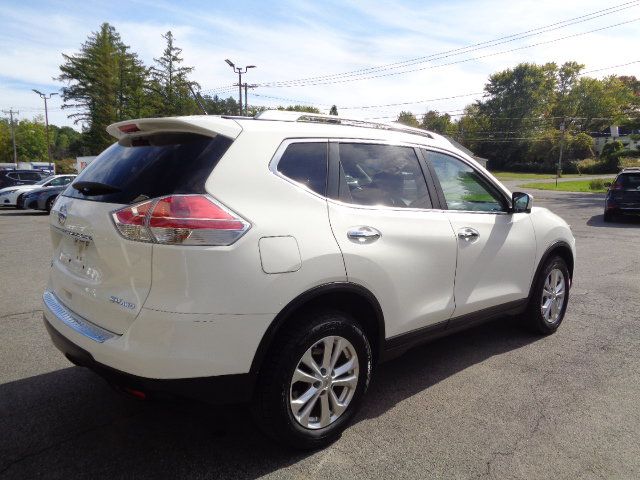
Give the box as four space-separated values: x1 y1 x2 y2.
72 181 121 196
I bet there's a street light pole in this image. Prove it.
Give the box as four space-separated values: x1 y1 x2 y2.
225 59 256 115
32 89 58 173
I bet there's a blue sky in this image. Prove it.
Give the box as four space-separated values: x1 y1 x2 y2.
1 0 638 129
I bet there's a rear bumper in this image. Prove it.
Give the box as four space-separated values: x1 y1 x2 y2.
44 318 255 404
42 290 273 402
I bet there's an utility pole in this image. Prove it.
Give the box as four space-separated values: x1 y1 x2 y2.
32 90 58 173
556 120 565 187
243 83 258 116
2 108 18 167
225 59 256 115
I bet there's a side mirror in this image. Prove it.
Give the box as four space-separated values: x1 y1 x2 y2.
604 182 612 187
512 192 533 213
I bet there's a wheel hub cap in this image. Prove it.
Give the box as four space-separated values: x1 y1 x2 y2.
541 268 566 324
289 335 359 430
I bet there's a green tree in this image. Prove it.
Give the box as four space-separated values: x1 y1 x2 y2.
568 76 634 132
475 62 557 168
0 119 12 163
329 105 338 115
277 105 321 114
200 94 238 115
58 23 146 154
421 110 453 134
14 118 47 162
147 31 198 117
396 111 420 127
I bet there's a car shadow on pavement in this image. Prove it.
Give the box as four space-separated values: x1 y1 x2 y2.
0 317 539 479
587 213 640 228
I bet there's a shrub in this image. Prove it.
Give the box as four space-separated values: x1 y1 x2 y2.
589 179 606 191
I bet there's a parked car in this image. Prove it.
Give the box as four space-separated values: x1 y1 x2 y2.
22 184 69 212
0 169 45 189
0 174 76 208
604 168 640 221
42 111 575 449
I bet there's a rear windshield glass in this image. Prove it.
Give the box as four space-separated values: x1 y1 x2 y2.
620 173 640 188
63 133 233 204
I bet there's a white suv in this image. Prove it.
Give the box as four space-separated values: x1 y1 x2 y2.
43 111 575 448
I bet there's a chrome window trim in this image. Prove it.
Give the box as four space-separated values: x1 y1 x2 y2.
43 290 119 343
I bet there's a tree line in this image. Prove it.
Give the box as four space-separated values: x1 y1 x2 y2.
396 62 640 172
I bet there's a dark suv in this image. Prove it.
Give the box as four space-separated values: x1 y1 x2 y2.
604 168 640 222
0 170 45 189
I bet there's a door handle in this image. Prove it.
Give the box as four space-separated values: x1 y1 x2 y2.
347 226 381 244
458 227 480 241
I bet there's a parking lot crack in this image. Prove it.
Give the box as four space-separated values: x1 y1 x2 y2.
0 309 42 320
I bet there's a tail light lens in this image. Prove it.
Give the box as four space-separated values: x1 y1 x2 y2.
112 195 250 246
610 182 624 190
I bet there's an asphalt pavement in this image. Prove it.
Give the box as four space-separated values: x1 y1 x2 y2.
0 188 639 480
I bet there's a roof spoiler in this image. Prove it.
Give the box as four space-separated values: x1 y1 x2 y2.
106 116 243 140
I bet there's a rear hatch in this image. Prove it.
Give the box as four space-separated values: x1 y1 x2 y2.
48 117 240 334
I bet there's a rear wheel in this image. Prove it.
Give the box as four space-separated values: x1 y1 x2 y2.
252 310 372 449
525 256 570 335
603 211 614 222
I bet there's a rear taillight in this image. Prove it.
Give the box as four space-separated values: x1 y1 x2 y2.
610 182 624 190
112 195 250 246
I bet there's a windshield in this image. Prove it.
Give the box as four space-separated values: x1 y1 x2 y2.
35 175 55 185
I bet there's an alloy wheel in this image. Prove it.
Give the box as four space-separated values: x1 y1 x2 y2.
289 335 359 430
541 268 566 324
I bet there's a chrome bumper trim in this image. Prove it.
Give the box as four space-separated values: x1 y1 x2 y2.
50 225 93 243
43 291 118 343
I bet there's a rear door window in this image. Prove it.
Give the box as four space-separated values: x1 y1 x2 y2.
276 142 328 195
63 133 233 204
337 143 432 209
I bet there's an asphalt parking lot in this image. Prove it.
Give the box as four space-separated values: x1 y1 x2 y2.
1 189 639 480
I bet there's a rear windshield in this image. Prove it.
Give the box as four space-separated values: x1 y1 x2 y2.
63 133 233 204
620 173 640 188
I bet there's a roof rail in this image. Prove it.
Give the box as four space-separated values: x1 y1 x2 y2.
621 167 640 172
254 110 434 139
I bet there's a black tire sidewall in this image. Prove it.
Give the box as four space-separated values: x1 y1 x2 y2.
259 312 372 448
529 256 570 334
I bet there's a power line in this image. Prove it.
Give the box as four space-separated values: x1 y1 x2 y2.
259 17 640 88
203 3 640 94
259 1 639 88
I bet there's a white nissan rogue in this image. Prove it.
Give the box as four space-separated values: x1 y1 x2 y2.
43 111 575 449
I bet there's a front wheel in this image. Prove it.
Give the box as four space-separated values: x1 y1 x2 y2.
252 310 372 449
525 256 570 335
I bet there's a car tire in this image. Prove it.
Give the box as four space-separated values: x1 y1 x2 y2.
252 310 372 450
16 194 24 210
525 256 570 335
45 197 55 213
603 211 614 222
